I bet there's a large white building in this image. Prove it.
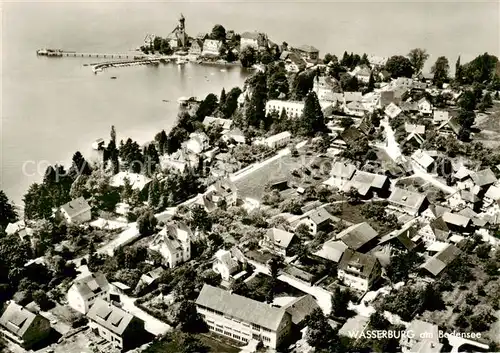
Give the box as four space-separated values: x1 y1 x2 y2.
149 222 192 268
59 197 92 224
265 100 304 118
337 249 381 292
67 272 110 314
263 131 292 149
196 284 292 349
202 39 223 56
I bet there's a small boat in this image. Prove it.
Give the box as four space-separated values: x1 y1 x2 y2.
162 99 170 103
220 69 227 72
110 76 117 79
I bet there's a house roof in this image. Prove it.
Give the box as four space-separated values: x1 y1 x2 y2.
459 190 480 203
267 228 295 249
214 249 239 271
411 150 434 169
86 298 136 335
442 212 471 227
295 44 319 53
405 123 426 135
110 172 151 190
203 116 232 130
453 166 471 180
60 197 91 218
283 295 320 325
71 272 109 297
433 110 449 123
0 301 40 338
140 267 164 286
485 185 500 200
343 92 363 102
240 31 261 40
378 224 416 251
338 249 379 279
343 171 389 196
195 284 289 330
331 162 356 179
314 240 348 262
384 102 402 119
438 117 461 135
338 222 379 251
340 127 365 145
307 207 334 226
429 217 450 241
388 188 427 213
428 205 451 218
5 221 30 236
420 244 461 276
265 131 292 144
469 168 497 187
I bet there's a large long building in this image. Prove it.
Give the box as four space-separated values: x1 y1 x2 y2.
265 100 304 118
195 284 291 349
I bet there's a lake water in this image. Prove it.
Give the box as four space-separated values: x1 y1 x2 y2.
1 0 499 204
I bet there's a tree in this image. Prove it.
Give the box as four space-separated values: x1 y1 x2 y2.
340 74 359 91
175 300 205 333
340 117 354 129
432 56 450 88
196 93 218 121
137 209 157 236
239 46 257 68
299 91 326 136
408 48 429 73
455 56 463 83
304 308 341 350
190 205 212 233
386 251 422 283
32 289 54 310
385 55 414 78
331 286 351 318
155 130 168 155
345 187 361 205
221 87 242 119
324 53 336 65
280 198 303 215
366 72 375 93
370 310 390 330
210 24 226 41
0 190 17 229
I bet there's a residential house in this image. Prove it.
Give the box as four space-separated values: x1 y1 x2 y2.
262 131 292 149
411 149 435 172
282 295 321 327
337 249 382 292
202 39 223 56
324 162 357 189
344 101 367 117
189 39 203 55
331 127 365 149
261 228 296 256
405 123 426 136
313 76 340 102
314 240 348 263
240 32 268 51
296 207 335 235
338 222 379 253
265 100 304 118
379 91 396 108
433 110 449 125
378 224 417 253
184 132 210 154
110 172 151 191
212 249 240 281
420 243 461 277
442 212 472 231
59 197 92 224
67 272 110 314
437 117 461 136
223 127 246 144
400 319 442 353
384 102 402 119
343 171 390 198
135 267 164 293
367 55 388 69
417 98 432 115
418 217 450 244
149 222 192 268
483 185 500 210
210 178 240 207
195 284 292 348
0 301 51 349
87 298 146 351
160 148 199 173
5 220 33 240
203 116 232 131
388 188 428 216
351 65 372 83
405 124 426 148
343 92 363 103
293 45 319 63
469 168 497 192
400 101 419 113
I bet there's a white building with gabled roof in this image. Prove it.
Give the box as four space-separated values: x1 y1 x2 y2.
67 272 110 314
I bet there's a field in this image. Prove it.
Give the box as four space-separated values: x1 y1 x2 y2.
234 151 326 202
144 332 241 353
474 101 500 148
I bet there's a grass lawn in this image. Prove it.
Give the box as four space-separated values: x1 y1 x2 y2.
234 152 324 201
473 102 500 148
144 332 240 353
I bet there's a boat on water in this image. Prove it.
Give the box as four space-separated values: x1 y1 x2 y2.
176 57 188 65
92 138 105 150
110 76 117 79
36 48 63 57
162 99 170 103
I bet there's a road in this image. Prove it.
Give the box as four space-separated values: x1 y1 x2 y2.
380 118 402 162
412 162 457 194
120 294 171 336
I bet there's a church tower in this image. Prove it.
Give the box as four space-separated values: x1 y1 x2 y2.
177 13 187 48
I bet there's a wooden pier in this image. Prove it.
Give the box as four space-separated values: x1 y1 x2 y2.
60 51 143 59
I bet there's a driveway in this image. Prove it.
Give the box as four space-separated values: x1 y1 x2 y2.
120 294 171 336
